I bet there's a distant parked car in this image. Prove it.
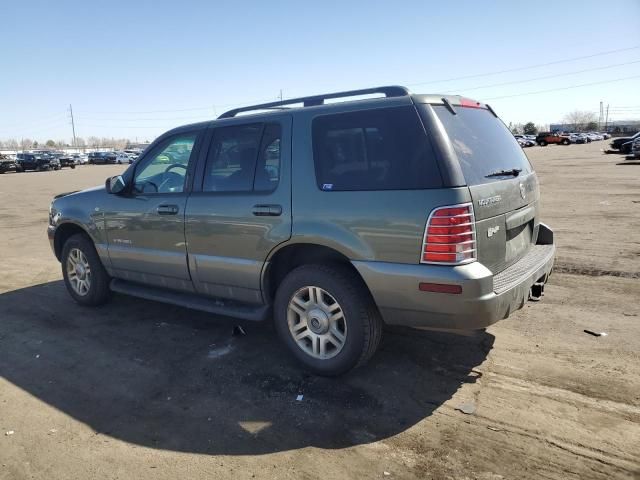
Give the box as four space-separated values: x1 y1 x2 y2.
49 152 76 169
88 152 117 164
0 154 18 173
115 152 131 164
568 134 586 144
72 154 88 165
514 135 535 147
610 131 640 154
536 132 571 146
16 153 55 171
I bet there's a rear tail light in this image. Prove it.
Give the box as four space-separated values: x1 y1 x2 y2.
421 203 477 265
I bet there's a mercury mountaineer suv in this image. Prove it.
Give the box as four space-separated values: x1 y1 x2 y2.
47 86 555 375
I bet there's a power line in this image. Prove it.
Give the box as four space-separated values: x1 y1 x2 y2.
405 45 640 88
483 74 640 100
443 59 640 93
79 96 277 115
74 113 215 122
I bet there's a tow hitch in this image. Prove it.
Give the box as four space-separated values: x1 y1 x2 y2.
529 275 547 302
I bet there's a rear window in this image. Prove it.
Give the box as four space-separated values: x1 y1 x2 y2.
312 106 442 191
433 106 532 186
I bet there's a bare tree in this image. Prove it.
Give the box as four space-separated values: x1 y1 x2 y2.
5 138 19 150
563 110 597 132
20 138 33 150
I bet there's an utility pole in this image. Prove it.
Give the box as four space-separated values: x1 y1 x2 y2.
599 101 603 130
604 104 610 132
279 89 283 101
69 104 78 148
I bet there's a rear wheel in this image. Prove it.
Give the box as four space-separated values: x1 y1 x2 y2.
561 139 570 145
61 233 111 306
274 264 382 376
539 141 547 146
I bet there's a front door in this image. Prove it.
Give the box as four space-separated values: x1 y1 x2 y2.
104 130 202 291
185 116 292 304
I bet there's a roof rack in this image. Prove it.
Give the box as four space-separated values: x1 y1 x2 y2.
218 85 410 119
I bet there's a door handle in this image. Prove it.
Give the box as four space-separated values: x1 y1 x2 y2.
157 204 179 215
252 204 282 216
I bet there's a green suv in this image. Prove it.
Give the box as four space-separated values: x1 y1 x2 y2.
47 86 555 375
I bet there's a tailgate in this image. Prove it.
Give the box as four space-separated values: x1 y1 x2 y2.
470 173 540 273
427 102 541 274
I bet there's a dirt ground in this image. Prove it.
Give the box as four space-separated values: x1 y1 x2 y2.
0 143 638 480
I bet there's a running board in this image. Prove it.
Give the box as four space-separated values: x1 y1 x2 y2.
109 279 270 322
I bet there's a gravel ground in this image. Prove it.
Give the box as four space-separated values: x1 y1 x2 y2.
0 142 638 480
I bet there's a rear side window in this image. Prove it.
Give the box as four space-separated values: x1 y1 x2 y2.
312 106 442 191
203 123 281 193
433 106 532 186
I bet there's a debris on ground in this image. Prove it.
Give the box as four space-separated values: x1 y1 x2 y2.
232 325 246 336
383 472 391 476
487 426 502 432
5 431 14 436
455 402 476 415
296 394 304 401
623 312 637 316
584 329 608 337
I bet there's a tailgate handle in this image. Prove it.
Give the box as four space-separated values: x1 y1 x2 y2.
506 205 535 230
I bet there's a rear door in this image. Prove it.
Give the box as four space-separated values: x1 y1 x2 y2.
185 115 292 304
431 103 539 273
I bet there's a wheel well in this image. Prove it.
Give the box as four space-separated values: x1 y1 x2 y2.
54 223 89 260
265 244 368 301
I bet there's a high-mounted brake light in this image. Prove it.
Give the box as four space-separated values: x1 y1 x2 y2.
458 98 483 109
421 203 477 265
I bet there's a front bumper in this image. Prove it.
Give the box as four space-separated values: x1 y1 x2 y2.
353 223 555 330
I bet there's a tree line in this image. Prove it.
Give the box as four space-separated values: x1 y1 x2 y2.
0 137 149 150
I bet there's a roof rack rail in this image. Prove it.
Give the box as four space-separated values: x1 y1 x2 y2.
218 85 410 119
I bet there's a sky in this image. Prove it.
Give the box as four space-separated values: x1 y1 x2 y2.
1 0 640 143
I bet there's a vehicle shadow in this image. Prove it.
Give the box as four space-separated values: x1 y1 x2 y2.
0 281 494 455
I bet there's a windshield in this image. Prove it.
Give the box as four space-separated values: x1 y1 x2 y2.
433 105 533 185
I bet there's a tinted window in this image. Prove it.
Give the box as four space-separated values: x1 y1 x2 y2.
433 106 533 186
203 123 281 193
255 123 281 192
133 133 197 194
312 106 441 191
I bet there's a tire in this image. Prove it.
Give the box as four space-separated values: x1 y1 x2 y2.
61 233 111 306
274 264 383 376
539 141 547 146
561 139 570 145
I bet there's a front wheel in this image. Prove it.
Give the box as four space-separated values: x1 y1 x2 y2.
539 141 547 146
274 264 382 376
561 139 570 145
61 233 111 306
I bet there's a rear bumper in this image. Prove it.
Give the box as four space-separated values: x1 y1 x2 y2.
353 224 555 330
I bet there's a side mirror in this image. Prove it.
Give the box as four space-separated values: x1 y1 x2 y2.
106 175 127 194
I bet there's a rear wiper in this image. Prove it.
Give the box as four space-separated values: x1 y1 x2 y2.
485 168 522 178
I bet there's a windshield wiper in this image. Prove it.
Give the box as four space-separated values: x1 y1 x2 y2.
485 168 522 178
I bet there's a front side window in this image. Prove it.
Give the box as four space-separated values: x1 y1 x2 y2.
133 133 197 194
203 122 281 192
312 106 442 191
